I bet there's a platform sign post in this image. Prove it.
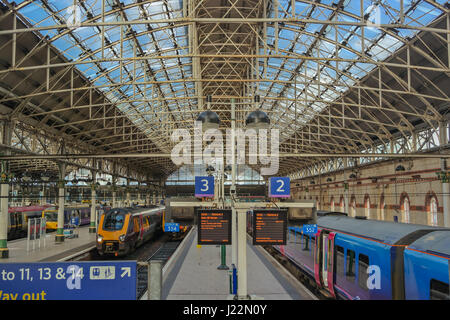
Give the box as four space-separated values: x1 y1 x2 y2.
0 261 137 300
195 176 214 198
268 177 290 198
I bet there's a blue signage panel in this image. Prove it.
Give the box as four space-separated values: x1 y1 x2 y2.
302 224 318 235
165 223 180 232
195 176 214 198
0 261 136 300
268 177 290 198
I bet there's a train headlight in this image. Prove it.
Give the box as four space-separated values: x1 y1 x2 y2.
119 235 125 242
97 235 103 243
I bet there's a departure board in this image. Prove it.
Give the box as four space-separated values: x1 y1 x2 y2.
197 209 232 245
252 209 287 245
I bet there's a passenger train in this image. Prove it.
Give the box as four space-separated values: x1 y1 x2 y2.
248 210 450 300
7 205 54 240
96 205 165 257
43 204 111 230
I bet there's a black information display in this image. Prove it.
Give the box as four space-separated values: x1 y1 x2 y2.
252 209 287 245
197 209 232 245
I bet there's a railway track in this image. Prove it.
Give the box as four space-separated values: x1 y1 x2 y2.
136 241 181 299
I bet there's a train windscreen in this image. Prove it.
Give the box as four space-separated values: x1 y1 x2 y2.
103 212 126 231
44 211 58 222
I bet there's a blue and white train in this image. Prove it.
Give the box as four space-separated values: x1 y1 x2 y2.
249 210 450 300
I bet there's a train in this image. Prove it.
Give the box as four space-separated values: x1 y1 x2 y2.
43 204 111 230
247 210 450 300
96 205 165 257
7 205 55 240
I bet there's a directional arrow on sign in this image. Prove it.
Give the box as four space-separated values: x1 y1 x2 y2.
121 267 131 278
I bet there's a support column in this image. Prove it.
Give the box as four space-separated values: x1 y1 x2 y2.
236 208 248 299
0 119 12 258
344 181 349 216
55 163 66 243
442 159 449 227
89 169 97 233
440 121 449 227
126 179 130 206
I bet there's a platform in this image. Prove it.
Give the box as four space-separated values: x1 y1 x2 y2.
142 226 316 300
1 226 96 263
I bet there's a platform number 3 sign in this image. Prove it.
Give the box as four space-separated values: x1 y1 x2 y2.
269 177 290 198
195 176 215 198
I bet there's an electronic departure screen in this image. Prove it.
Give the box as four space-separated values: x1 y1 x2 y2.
252 209 287 245
197 209 232 245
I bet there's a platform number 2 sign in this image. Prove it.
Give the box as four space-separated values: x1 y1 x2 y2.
269 177 290 198
195 176 215 198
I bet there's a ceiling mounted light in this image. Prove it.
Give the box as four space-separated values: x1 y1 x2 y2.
245 110 270 130
206 165 215 176
41 172 51 182
22 172 32 182
196 110 220 131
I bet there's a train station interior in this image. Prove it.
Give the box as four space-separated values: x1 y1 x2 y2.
0 0 449 303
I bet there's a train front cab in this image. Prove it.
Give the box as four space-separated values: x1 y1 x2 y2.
314 228 392 300
97 209 133 256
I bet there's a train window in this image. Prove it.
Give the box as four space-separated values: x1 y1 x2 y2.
430 279 449 300
346 249 356 282
336 246 345 277
310 236 315 256
103 212 126 231
358 254 370 290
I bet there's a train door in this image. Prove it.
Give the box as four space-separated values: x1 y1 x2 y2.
322 233 329 288
314 229 322 287
139 215 144 241
327 233 336 298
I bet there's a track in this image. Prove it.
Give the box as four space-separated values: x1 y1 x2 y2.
136 241 181 299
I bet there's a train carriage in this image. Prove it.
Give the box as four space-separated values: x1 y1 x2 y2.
7 205 54 240
248 210 450 300
96 205 164 257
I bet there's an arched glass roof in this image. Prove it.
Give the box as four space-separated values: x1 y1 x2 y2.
0 0 448 178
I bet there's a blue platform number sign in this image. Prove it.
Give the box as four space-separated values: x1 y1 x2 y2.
195 176 214 198
0 261 136 300
165 223 180 232
302 224 318 235
269 177 290 198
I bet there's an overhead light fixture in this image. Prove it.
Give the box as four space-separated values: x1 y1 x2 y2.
196 95 220 131
246 96 270 131
41 172 51 182
206 165 215 176
224 165 232 175
395 164 406 172
22 172 32 182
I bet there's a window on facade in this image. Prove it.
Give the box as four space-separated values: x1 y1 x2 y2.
358 254 370 290
346 249 356 281
430 279 449 300
403 197 410 223
430 197 438 226
365 198 370 218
